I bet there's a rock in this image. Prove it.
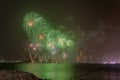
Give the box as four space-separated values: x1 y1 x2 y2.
0 70 40 80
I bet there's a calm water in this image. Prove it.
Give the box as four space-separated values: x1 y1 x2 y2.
0 63 120 80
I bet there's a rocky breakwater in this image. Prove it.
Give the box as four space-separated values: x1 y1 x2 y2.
0 70 40 80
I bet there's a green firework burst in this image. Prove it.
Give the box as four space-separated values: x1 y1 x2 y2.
22 12 76 55
23 12 51 42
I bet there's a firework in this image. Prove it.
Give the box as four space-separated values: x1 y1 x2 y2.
23 12 51 42
46 30 61 50
22 12 76 63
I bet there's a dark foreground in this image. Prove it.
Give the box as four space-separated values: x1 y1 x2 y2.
0 63 120 80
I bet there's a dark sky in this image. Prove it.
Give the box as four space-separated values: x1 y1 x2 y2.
0 0 120 60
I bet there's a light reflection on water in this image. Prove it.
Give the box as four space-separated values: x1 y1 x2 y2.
15 63 120 80
16 63 74 80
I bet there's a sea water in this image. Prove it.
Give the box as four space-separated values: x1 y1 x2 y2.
0 63 120 80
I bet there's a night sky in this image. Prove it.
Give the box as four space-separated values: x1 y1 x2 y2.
0 0 120 60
